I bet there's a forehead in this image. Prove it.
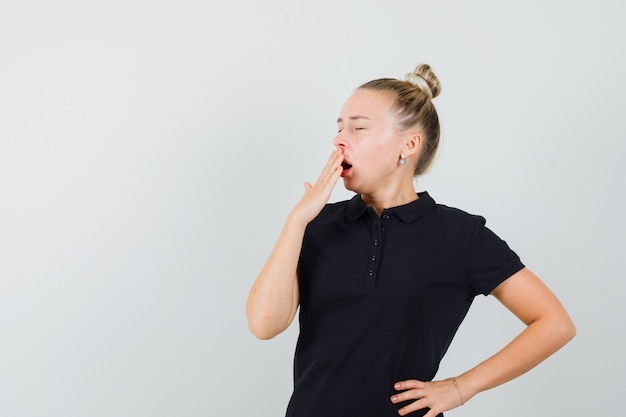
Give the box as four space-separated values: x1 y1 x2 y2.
338 89 395 123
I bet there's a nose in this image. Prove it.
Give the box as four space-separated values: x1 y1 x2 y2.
333 131 348 149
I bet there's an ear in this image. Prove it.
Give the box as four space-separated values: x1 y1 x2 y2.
401 132 422 159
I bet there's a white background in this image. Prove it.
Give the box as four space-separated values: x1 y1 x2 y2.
1 0 624 416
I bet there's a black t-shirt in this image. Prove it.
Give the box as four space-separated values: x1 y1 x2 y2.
286 192 524 417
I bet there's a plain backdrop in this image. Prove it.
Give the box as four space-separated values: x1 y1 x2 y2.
1 0 624 416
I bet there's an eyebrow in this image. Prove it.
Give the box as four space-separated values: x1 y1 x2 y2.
336 115 372 123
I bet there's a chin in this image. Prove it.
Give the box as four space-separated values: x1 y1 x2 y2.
342 178 362 194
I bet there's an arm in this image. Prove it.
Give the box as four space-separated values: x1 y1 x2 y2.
455 267 576 400
246 149 344 340
391 268 576 416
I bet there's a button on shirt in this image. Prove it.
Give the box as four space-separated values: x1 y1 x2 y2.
286 192 524 417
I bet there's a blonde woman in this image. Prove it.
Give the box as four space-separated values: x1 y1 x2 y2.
246 64 575 417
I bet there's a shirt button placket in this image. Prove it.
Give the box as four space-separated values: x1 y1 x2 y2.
365 212 390 289
365 217 382 289
381 213 390 232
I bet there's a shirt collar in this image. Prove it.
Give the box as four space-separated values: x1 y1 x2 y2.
346 191 436 223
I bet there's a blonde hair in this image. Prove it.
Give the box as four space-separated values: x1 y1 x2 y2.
358 64 441 176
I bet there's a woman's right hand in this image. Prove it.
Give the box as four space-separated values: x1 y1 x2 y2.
290 148 344 224
246 148 344 339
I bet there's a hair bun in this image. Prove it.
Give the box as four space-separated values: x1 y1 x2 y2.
404 64 441 99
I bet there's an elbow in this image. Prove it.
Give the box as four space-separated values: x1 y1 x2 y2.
246 314 284 340
553 313 577 348
248 322 279 340
563 317 577 343
245 296 297 340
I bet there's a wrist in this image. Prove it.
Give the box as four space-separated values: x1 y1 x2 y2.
285 211 310 231
453 374 480 404
452 377 464 406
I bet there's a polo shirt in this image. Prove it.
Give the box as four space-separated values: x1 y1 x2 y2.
285 192 524 417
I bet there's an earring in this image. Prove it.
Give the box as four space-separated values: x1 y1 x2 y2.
400 154 407 165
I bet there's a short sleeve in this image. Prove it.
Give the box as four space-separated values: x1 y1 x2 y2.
467 216 525 296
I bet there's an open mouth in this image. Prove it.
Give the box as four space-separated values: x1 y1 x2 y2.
341 161 352 176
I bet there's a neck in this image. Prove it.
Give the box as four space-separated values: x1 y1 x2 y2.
360 179 419 216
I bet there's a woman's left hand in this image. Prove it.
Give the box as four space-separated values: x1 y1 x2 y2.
390 378 464 416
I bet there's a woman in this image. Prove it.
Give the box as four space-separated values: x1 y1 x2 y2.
246 64 575 417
